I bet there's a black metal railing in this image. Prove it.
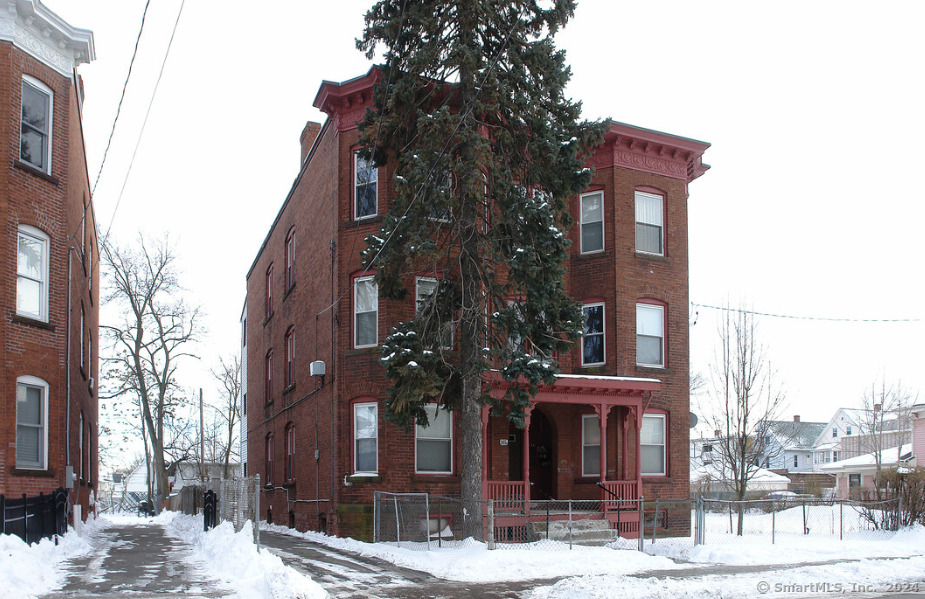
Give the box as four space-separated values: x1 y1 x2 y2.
1 488 68 544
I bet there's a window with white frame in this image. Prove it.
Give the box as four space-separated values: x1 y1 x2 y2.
427 172 453 221
21 76 53 172
354 152 378 219
582 414 600 477
581 303 605 366
354 276 378 348
16 376 48 469
793 455 798 469
17 226 49 321
80 305 85 368
416 277 452 348
641 414 666 475
635 191 664 255
285 424 295 481
580 191 604 254
285 327 295 387
832 427 837 438
354 402 378 474
416 404 453 474
846 425 852 435
636 303 665 367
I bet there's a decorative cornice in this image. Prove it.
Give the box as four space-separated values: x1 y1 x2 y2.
313 68 380 132
596 122 710 184
0 0 94 76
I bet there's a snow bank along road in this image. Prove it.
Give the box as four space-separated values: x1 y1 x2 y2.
260 529 557 599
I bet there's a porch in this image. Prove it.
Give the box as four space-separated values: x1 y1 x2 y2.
480 373 660 538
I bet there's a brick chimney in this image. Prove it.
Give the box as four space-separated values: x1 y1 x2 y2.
300 121 322 165
793 415 800 422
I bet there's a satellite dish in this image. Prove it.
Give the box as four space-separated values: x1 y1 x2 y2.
689 412 699 428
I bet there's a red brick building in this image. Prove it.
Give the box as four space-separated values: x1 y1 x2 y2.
244 69 708 538
0 1 99 523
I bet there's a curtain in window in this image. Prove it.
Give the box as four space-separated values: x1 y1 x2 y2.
640 415 666 475
635 192 663 254
416 406 451 472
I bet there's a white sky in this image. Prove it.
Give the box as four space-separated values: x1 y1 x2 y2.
44 0 925 428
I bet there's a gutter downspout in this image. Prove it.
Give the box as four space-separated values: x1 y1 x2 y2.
66 245 73 470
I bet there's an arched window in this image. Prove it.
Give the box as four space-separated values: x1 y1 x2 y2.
285 228 295 291
265 264 274 317
635 189 666 256
285 327 295 387
265 350 273 403
21 75 53 172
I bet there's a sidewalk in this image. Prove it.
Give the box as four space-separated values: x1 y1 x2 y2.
40 521 230 599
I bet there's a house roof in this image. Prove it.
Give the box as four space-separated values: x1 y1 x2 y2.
818 444 913 473
767 420 827 450
691 462 791 484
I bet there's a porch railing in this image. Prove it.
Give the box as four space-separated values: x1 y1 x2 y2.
600 480 638 508
486 481 527 511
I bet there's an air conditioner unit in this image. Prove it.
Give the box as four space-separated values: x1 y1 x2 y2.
310 361 326 377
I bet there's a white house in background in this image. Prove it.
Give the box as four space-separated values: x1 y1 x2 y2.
913 404 925 467
760 417 827 473
818 443 914 499
691 461 790 497
811 408 861 467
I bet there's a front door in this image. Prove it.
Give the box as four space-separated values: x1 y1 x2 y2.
528 409 556 499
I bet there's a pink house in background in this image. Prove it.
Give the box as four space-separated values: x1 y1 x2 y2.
913 404 925 467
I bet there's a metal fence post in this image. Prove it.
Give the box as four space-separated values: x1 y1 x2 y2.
897 495 903 530
839 500 843 541
425 494 431 551
568 501 573 550
771 507 775 545
394 495 401 548
487 500 495 550
638 496 644 552
373 491 379 543
255 474 261 552
651 499 658 545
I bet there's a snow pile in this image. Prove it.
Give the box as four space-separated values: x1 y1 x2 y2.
165 513 327 599
263 524 680 582
0 518 96 599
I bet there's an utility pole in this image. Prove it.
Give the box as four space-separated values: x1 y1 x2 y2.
200 388 205 482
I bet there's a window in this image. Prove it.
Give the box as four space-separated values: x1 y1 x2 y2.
636 303 665 367
265 350 273 403
793 455 799 469
582 415 600 477
265 264 273 317
416 277 452 349
80 305 86 368
581 303 605 366
21 76 52 172
580 191 604 254
635 190 664 255
354 402 378 474
285 327 295 387
87 424 93 485
846 425 852 435
354 152 378 219
849 473 861 488
641 414 666 475
17 226 49 321
354 276 378 348
285 229 295 291
265 434 273 485
832 450 839 462
16 376 48 469
427 172 453 221
416 404 453 474
285 424 295 481
832 427 838 438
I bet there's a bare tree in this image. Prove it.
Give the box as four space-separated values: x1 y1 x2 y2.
102 235 202 512
211 355 241 478
704 305 786 534
858 379 916 500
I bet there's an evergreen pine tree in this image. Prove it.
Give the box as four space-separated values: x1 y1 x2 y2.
357 0 607 536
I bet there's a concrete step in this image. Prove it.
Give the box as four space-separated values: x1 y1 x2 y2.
529 518 620 545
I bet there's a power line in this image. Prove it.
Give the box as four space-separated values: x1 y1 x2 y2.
101 0 186 248
691 302 922 323
91 0 152 197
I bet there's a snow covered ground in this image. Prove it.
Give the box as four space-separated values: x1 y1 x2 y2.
3 508 924 599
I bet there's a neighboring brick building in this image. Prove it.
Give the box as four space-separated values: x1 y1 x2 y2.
0 1 99 523
244 68 709 539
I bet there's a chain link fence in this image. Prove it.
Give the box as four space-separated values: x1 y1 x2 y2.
372 492 906 552
170 476 261 544
696 497 902 546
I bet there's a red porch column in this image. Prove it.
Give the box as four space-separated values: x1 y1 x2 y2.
631 405 643 494
481 406 490 500
522 408 532 505
594 404 608 485
621 408 631 480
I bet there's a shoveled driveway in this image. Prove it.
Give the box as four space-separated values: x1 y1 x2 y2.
40 522 230 599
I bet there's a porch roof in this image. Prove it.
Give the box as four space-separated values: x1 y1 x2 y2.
485 371 661 406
